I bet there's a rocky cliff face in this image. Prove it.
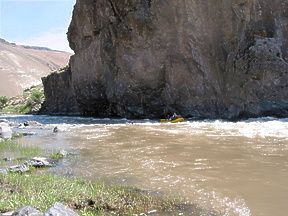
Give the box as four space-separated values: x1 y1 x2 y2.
43 0 288 119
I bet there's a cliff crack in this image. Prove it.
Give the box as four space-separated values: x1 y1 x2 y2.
108 1 122 23
148 0 152 8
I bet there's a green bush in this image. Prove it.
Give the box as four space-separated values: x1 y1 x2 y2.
1 89 44 114
0 96 8 110
30 90 44 104
2 103 32 114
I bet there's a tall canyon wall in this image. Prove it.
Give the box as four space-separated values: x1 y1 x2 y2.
42 0 288 119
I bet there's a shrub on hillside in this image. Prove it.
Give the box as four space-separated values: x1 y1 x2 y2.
0 96 8 110
30 90 44 104
1 86 44 114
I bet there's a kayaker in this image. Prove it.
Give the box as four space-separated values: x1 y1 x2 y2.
171 113 177 120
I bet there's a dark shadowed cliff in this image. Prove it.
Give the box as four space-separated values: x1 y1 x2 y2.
42 0 288 119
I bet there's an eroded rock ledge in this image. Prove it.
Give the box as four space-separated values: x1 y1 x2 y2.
42 0 288 119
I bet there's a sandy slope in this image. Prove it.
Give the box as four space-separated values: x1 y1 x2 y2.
0 39 71 97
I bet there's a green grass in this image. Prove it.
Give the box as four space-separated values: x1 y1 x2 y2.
2 103 33 114
0 140 41 161
0 96 8 110
0 172 188 215
0 140 64 167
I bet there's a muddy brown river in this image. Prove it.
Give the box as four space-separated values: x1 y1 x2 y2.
2 115 288 216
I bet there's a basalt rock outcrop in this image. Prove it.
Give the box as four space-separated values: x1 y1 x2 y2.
42 0 288 119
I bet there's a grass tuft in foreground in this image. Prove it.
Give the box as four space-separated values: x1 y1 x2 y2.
0 140 42 167
0 171 194 216
0 140 41 163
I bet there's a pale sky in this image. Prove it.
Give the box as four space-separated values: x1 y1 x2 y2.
0 0 76 53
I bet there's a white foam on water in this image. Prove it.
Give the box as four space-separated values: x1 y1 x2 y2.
179 118 288 139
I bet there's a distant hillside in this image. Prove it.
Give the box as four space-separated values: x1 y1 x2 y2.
0 38 71 97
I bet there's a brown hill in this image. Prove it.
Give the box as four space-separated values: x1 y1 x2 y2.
0 38 71 97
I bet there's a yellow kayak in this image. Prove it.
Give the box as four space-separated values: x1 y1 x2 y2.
160 117 184 123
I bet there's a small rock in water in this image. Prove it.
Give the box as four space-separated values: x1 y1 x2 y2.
23 121 30 127
0 119 8 123
53 126 59 133
57 149 69 157
53 125 69 133
23 121 41 127
26 157 56 168
22 132 36 136
9 121 22 127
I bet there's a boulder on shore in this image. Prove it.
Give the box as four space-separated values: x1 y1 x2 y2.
0 122 12 139
26 157 56 168
7 164 30 173
43 202 79 216
12 205 42 216
8 203 79 216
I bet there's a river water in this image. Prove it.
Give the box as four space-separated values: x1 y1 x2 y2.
2 115 288 216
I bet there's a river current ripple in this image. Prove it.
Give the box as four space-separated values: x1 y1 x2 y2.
2 115 288 216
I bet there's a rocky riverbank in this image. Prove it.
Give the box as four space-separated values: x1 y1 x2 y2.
0 118 42 142
0 119 82 216
0 117 72 171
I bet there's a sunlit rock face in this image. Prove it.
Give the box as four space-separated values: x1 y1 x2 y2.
43 0 288 119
